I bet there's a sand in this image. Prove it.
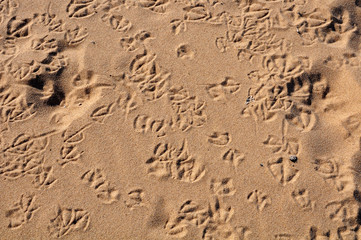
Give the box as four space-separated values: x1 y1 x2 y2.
0 0 361 239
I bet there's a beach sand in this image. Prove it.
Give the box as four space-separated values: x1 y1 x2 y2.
1 0 361 239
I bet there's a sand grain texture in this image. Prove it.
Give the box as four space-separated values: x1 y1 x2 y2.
1 0 361 239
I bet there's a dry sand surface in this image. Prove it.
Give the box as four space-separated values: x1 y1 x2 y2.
1 0 361 239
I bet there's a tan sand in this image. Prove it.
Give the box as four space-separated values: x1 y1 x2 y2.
1 0 361 239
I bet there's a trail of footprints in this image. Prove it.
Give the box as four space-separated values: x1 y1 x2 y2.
132 83 208 136
291 188 315 211
207 131 231 147
222 148 245 169
0 132 56 189
207 131 246 171
58 124 91 166
176 44 194 59
48 206 90 238
81 168 120 204
267 157 300 186
325 197 359 228
120 30 152 52
205 77 241 102
5 193 39 229
313 157 353 192
0 87 36 127
210 178 236 197
145 139 206 183
6 195 92 238
125 188 146 210
1 0 361 238
306 225 361 239
247 189 271 212
164 196 249 239
126 49 170 102
133 114 167 137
